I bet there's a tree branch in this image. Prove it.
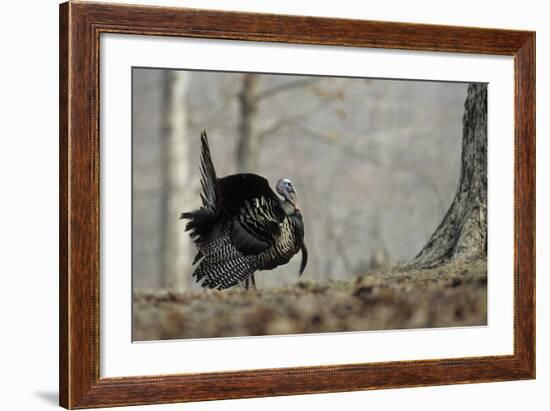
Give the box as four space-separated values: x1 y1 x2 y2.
258 101 333 140
293 124 381 164
254 78 320 102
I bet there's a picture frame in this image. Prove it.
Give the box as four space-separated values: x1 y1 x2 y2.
59 1 535 409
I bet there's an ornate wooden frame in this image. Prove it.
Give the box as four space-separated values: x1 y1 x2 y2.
59 1 535 408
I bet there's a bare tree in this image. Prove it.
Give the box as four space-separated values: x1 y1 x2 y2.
160 71 192 289
236 74 322 172
236 74 261 172
410 83 487 268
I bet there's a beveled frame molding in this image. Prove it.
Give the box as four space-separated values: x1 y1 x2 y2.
59 1 535 408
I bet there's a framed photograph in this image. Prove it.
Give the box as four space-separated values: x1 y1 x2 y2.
59 1 535 409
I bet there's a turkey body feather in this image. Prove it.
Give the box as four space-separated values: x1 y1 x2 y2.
180 130 307 290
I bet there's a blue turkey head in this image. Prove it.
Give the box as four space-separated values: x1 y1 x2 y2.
276 178 297 206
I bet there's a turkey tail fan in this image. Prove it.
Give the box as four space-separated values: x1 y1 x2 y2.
193 254 256 290
180 130 218 243
179 208 216 241
199 129 217 209
299 243 308 276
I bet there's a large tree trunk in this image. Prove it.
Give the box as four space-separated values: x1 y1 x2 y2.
160 71 192 290
410 83 487 268
236 74 260 172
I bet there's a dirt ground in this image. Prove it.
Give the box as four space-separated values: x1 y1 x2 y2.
133 259 487 341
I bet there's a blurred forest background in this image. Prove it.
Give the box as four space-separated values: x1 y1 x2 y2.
132 68 469 291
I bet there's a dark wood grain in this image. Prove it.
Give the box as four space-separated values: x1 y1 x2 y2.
59 2 69 407
59 1 536 408
514 34 536 375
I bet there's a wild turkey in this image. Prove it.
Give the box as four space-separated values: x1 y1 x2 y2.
180 130 307 290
